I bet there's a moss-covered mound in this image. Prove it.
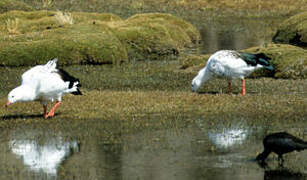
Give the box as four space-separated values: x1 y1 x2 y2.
272 12 307 47
0 11 127 66
113 13 200 60
0 11 200 66
181 44 307 79
0 11 122 33
0 0 33 14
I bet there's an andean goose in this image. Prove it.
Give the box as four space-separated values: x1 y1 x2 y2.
191 50 274 95
6 58 82 118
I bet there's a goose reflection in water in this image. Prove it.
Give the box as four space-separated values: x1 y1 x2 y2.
10 137 79 175
208 128 248 148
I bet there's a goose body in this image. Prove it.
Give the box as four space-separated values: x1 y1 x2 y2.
191 50 274 95
6 58 82 118
257 132 307 164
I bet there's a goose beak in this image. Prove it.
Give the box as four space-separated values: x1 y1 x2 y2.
5 101 11 108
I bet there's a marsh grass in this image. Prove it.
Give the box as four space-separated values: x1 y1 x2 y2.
0 61 306 132
15 0 307 17
0 0 33 13
0 84 306 135
42 0 53 9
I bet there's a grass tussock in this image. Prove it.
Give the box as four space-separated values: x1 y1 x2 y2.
0 11 200 66
273 11 307 46
5 18 19 35
113 13 200 60
42 0 53 9
55 11 74 25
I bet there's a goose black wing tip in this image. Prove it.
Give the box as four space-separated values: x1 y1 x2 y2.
71 89 82 95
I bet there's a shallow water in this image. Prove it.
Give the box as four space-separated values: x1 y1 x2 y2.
200 27 264 53
1 117 307 180
198 16 283 54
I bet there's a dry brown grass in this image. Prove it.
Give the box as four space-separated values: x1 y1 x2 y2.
15 0 307 18
169 0 307 12
42 0 52 9
5 18 20 35
55 11 74 25
0 61 306 126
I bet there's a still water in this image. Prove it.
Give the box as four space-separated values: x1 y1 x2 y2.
200 27 265 54
1 118 307 180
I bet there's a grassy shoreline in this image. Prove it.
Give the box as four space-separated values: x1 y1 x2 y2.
1 61 306 132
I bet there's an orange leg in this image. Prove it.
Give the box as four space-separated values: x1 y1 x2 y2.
46 101 61 118
228 81 232 94
241 79 246 96
43 105 48 119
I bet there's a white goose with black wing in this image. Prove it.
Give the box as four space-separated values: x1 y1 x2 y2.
6 58 82 118
191 50 274 95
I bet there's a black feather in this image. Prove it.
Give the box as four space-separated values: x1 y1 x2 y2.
71 88 82 95
57 68 82 95
238 52 274 71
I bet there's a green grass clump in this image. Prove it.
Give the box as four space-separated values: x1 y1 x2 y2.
181 44 307 79
272 11 307 46
0 0 33 13
0 11 200 66
0 26 128 66
0 10 122 34
179 54 210 71
113 13 200 60
0 11 127 66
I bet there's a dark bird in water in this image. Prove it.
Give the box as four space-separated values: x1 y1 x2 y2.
257 132 307 165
